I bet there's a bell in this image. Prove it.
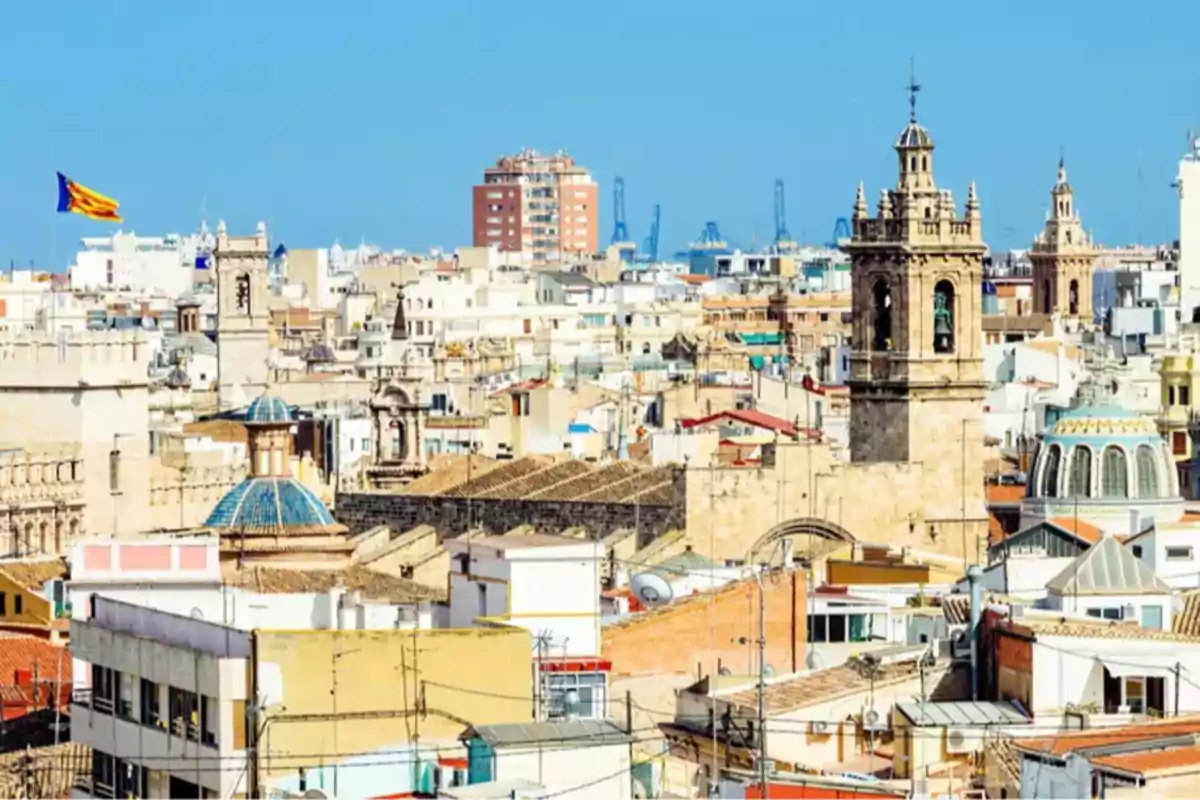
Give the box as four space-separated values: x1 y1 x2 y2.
934 315 953 337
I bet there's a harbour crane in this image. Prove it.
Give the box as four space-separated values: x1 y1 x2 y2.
773 179 798 253
611 177 631 245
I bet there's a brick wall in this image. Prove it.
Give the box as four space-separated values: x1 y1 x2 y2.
602 569 807 679
335 491 683 544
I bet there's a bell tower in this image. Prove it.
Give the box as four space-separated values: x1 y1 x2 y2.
1030 158 1097 326
216 221 271 409
844 72 987 546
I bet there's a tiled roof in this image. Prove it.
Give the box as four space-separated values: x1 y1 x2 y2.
182 419 248 445
0 634 71 683
1017 617 1200 643
720 657 946 715
987 484 1026 504
1091 743 1200 776
681 409 802 438
1176 591 1200 637
244 394 293 424
227 565 445 602
1016 717 1200 757
941 595 972 626
0 558 67 590
1045 535 1170 596
204 477 345 535
0 742 90 799
1045 517 1104 544
985 736 1022 786
399 455 500 495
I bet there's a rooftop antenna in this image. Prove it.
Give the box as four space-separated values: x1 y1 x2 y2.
906 57 922 123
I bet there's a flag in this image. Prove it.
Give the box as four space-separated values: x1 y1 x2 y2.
56 172 122 222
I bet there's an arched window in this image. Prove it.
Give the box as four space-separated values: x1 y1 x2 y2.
1068 446 1093 497
1136 445 1160 498
1043 279 1052 315
933 280 955 354
1042 444 1063 498
1101 446 1129 498
910 156 917 172
872 279 892 352
1069 279 1079 316
921 156 928 171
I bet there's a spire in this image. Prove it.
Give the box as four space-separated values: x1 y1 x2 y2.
1057 148 1067 186
906 57 921 123
854 182 868 220
966 181 980 220
390 282 408 341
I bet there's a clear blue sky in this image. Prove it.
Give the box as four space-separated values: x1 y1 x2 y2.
2 0 1198 270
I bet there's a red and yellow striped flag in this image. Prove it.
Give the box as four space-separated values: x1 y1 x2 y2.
56 172 122 222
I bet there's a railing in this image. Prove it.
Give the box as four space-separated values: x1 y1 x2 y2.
71 687 93 708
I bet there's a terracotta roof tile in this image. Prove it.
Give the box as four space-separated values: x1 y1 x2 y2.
1017 717 1200 757
1015 617 1200 643
1091 743 1200 776
0 634 71 684
0 559 68 590
1175 591 1200 637
987 484 1025 504
226 565 445 603
1046 517 1104 544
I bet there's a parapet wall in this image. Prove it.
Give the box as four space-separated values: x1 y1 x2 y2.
0 330 151 388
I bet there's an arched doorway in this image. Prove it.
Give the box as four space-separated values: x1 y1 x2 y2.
1043 279 1052 315
1069 279 1080 316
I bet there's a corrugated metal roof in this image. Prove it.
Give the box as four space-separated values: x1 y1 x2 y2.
896 700 1030 727
1045 535 1170 596
468 718 632 748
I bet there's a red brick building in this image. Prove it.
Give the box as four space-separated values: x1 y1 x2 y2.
472 149 599 264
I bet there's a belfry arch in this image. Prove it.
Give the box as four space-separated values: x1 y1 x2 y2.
746 517 857 563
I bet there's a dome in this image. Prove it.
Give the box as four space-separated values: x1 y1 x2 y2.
1022 404 1183 536
245 394 292 425
204 476 338 534
303 342 336 363
896 122 933 149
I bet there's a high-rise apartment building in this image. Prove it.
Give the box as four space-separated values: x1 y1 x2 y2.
472 149 599 263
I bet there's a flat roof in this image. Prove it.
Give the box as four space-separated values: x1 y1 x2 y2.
467 718 632 748
896 700 1030 727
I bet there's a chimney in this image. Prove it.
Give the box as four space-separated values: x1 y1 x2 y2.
967 564 983 701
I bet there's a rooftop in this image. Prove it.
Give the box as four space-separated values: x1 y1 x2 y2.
0 633 71 683
1015 616 1200 644
465 718 632 748
1175 591 1200 637
1045 517 1104 545
720 656 932 715
226 565 445 603
204 476 345 536
1045 535 1170 596
1016 717 1200 757
0 558 67 590
1091 742 1200 778
895 700 1028 727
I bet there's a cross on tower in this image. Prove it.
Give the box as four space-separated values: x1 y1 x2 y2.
906 57 921 123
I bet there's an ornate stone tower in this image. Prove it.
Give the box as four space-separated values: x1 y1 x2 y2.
844 78 987 548
216 221 271 409
1030 159 1098 326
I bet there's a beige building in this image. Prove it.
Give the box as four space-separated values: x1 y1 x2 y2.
1029 159 1099 326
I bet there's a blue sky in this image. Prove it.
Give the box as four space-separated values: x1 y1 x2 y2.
2 0 1198 270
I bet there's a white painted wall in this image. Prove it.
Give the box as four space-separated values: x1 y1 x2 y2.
493 742 630 800
1044 591 1172 631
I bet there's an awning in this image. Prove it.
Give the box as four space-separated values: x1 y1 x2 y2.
1100 660 1176 679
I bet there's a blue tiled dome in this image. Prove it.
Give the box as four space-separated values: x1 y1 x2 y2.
245 395 292 425
204 477 337 533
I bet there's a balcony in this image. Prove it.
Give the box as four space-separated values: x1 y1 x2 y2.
425 414 489 430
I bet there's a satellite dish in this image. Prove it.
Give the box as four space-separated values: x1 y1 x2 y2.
190 608 205 620
718 667 733 676
630 572 674 607
763 664 776 678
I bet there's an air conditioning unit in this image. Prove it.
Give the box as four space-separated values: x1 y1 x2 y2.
952 631 972 659
810 720 830 735
945 726 978 754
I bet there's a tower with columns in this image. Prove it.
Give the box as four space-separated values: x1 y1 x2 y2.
215 221 272 409
1030 159 1098 327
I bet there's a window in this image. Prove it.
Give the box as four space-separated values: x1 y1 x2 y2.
140 679 163 728
1132 545 1144 559
1125 678 1146 714
14 594 21 615
545 673 607 719
116 759 145 799
169 687 200 742
1171 386 1179 406
92 665 115 714
1167 546 1194 561
1068 279 1080 316
116 671 135 720
0 591 6 616
1136 445 1160 498
1041 445 1063 498
477 582 487 616
1101 446 1129 498
202 695 218 746
91 750 115 798
1174 431 1189 456
1068 446 1093 497
431 393 448 413
1086 607 1123 621
1184 386 1192 406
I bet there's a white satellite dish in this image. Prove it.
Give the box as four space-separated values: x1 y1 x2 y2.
190 607 205 620
630 572 674 607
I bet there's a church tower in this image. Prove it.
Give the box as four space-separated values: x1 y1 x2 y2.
216 221 271 409
844 76 987 547
1030 159 1098 326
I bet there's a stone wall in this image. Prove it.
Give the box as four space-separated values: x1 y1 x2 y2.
335 490 684 545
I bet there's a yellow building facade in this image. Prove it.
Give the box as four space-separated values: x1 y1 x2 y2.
253 625 533 798
1159 354 1200 463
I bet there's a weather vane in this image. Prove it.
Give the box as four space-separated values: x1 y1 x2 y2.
906 57 921 123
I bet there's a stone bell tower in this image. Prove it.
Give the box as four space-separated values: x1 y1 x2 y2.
216 221 271 409
1030 158 1098 327
844 72 987 546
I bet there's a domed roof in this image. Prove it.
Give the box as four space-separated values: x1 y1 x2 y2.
245 394 292 425
303 342 336 363
896 122 933 149
204 476 339 534
1045 405 1159 440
